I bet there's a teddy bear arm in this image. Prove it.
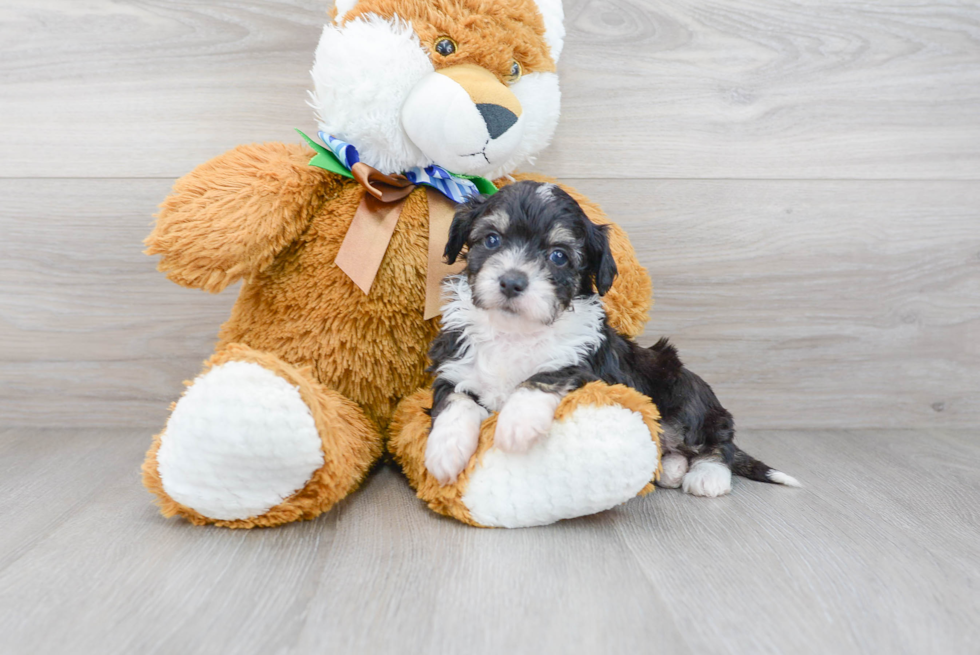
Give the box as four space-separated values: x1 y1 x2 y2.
146 142 340 293
390 382 662 528
510 173 653 338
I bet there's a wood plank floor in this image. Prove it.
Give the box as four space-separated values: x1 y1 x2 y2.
0 427 977 655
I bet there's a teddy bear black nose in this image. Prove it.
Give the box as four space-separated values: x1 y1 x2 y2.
498 270 529 298
477 103 519 140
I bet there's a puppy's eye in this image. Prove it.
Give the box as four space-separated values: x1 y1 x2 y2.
549 249 568 266
506 60 523 83
484 233 501 249
434 37 457 57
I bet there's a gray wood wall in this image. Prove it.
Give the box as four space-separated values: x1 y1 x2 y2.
2 0 978 430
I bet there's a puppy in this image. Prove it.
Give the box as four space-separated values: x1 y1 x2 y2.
424 181 800 496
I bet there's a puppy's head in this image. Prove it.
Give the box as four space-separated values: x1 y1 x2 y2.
445 181 617 324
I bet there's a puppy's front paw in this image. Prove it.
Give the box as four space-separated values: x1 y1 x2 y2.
425 395 488 485
682 459 732 497
494 388 561 453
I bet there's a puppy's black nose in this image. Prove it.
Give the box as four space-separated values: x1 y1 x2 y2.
477 103 518 140
498 270 528 298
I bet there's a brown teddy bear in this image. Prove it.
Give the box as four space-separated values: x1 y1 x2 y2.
142 0 662 529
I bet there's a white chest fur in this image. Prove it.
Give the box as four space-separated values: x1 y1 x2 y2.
437 277 606 411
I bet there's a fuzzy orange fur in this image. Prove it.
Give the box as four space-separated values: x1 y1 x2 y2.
146 142 341 294
336 0 556 79
389 382 663 527
143 141 654 526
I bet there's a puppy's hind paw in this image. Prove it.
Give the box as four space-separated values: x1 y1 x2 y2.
657 453 689 489
682 459 732 497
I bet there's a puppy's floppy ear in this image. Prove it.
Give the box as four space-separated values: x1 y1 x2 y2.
444 194 489 264
584 221 618 296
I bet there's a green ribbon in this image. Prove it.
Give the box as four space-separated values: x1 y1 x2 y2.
295 129 497 197
296 129 353 179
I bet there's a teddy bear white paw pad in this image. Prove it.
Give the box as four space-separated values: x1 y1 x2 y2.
463 404 660 528
157 361 324 521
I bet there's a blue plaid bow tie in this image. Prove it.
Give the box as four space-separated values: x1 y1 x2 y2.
296 130 497 203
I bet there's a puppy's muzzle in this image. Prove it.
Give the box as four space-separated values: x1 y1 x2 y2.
498 270 529 298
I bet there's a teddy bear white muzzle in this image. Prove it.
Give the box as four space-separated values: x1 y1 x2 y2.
401 64 526 177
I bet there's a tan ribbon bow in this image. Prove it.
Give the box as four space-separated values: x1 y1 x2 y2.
333 163 465 320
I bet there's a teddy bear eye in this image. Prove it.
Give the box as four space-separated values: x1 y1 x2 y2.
506 60 523 83
434 38 457 57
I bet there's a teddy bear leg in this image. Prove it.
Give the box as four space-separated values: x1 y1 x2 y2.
389 382 663 528
142 343 382 528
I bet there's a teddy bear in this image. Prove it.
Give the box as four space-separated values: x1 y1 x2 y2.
141 0 663 529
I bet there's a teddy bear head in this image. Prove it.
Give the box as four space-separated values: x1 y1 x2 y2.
310 0 565 180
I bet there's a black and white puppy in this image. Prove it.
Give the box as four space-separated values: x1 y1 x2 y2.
424 181 800 496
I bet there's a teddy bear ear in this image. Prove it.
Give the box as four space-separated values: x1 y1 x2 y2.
532 0 566 63
332 0 358 24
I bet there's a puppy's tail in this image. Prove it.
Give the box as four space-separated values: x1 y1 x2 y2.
731 447 802 488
